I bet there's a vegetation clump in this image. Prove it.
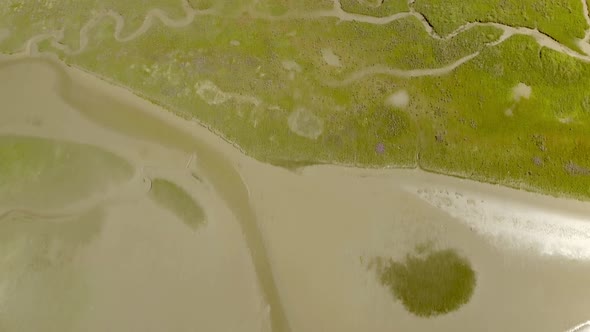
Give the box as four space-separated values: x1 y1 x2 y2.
149 178 206 229
374 248 476 317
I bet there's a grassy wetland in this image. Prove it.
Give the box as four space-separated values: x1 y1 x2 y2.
2 0 590 199
2 0 590 331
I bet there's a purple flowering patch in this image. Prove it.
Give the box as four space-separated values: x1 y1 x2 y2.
375 142 385 154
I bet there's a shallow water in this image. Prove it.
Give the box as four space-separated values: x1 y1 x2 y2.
0 56 270 332
1 55 590 332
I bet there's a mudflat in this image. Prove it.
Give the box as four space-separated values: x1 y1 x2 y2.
1 55 589 332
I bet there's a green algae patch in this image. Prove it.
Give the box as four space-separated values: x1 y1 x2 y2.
0 135 133 210
149 178 206 229
374 248 476 317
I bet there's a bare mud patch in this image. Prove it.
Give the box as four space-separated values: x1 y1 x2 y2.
195 80 231 105
321 48 343 67
282 60 302 80
558 116 574 124
565 161 590 176
194 80 260 106
512 83 532 101
385 90 409 108
281 60 302 72
287 107 324 139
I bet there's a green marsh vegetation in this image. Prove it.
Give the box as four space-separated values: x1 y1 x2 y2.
3 0 590 198
252 0 334 15
413 0 588 51
372 247 476 317
414 35 590 198
339 0 409 17
0 0 191 53
40 15 499 168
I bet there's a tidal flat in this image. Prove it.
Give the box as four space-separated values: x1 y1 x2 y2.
0 55 590 332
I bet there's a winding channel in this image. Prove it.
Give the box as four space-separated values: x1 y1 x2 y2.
14 0 590 73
